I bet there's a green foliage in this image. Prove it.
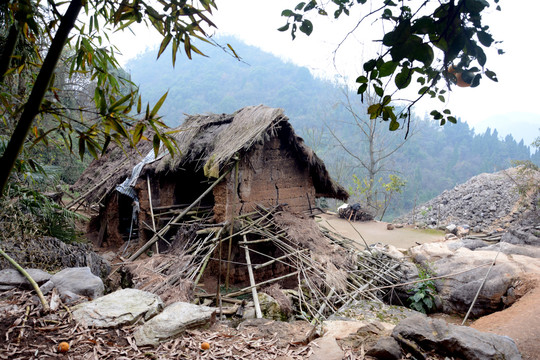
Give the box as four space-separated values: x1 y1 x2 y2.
0 181 83 243
408 264 437 314
350 174 406 220
0 0 229 196
280 0 501 132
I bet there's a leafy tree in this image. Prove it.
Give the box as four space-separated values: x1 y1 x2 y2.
0 0 226 197
279 0 501 134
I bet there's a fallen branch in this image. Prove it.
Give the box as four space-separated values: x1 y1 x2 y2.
0 248 50 312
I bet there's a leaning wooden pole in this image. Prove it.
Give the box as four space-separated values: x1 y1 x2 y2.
146 174 159 254
225 159 239 289
244 237 262 318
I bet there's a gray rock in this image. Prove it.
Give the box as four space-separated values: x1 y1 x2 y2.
308 336 344 360
0 236 110 279
73 288 163 328
0 268 51 290
330 300 421 324
134 301 215 346
482 242 540 258
365 336 402 360
258 292 290 321
392 315 521 360
40 267 104 300
445 224 457 234
408 242 540 316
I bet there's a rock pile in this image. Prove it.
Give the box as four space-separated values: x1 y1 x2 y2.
0 236 110 278
394 167 538 233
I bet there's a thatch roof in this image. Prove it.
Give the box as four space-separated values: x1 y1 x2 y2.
72 105 348 204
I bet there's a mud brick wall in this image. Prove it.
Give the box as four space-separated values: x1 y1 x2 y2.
135 177 176 244
92 192 123 248
214 137 316 222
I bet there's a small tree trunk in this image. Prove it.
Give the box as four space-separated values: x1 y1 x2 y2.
0 25 20 83
0 0 83 197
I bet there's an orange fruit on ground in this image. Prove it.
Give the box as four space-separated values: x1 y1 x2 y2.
58 342 70 353
201 342 210 350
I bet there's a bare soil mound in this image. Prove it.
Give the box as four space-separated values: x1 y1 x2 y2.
471 275 540 360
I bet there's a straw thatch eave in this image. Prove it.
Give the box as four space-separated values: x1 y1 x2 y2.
72 105 348 204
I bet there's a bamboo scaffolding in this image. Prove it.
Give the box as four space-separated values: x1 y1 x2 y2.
65 172 114 209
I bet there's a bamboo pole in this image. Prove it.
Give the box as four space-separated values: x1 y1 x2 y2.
147 174 158 254
0 248 50 312
65 172 114 209
108 168 232 279
225 159 239 290
254 249 307 270
199 269 305 298
244 236 262 318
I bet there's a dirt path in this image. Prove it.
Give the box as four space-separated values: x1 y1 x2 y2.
471 275 540 360
316 213 444 249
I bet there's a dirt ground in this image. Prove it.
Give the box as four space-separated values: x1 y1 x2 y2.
471 275 540 360
316 213 445 249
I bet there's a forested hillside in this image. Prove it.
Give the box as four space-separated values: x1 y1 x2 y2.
126 37 539 220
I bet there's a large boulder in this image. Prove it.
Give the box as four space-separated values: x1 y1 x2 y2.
392 315 521 360
72 288 163 328
0 268 51 291
134 301 215 346
40 267 104 301
330 299 421 324
409 241 540 316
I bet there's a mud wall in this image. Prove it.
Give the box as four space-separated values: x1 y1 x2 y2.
214 137 316 222
135 176 176 244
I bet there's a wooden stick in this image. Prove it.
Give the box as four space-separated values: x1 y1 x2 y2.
146 174 158 254
244 236 262 318
193 228 223 287
199 269 305 298
225 159 239 290
253 249 307 270
65 172 114 209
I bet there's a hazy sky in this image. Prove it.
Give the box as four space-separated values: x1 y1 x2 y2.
113 1 540 144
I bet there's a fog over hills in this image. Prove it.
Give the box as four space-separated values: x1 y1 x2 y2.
125 36 539 219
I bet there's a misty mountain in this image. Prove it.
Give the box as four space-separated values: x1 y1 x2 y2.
125 36 538 219
125 37 339 129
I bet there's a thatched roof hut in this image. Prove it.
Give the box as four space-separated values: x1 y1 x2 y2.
73 105 348 248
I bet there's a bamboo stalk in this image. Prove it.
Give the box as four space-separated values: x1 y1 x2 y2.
65 172 114 209
193 234 220 287
108 168 232 279
199 269 306 298
0 248 50 312
225 159 239 290
244 237 262 318
311 288 335 324
147 175 159 254
254 249 308 270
